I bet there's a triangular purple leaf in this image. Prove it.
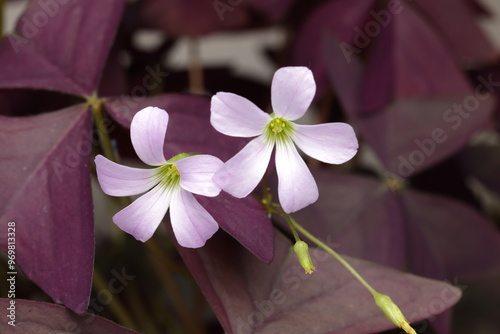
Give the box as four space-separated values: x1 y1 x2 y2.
0 299 140 334
411 0 497 65
401 188 500 280
0 105 94 313
176 230 461 334
292 0 377 97
139 0 249 37
323 7 495 176
0 0 125 96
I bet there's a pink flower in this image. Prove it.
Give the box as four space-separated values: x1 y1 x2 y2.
95 107 222 248
210 66 358 213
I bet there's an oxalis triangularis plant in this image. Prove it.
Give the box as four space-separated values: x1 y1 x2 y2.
1 0 500 333
95 66 414 332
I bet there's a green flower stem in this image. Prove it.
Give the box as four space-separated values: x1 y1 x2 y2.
275 208 416 334
89 97 116 162
282 209 301 243
285 213 378 295
93 269 139 330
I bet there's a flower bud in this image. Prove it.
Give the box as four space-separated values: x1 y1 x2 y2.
293 241 315 274
374 293 416 334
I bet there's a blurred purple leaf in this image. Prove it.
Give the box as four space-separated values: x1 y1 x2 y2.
292 0 377 97
176 229 462 334
139 0 249 37
293 169 500 281
0 299 140 334
0 0 125 96
105 94 274 262
411 0 497 66
0 105 94 313
401 187 500 280
323 6 495 176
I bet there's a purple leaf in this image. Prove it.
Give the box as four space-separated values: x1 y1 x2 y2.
358 5 472 114
0 299 140 334
0 105 94 313
139 0 250 37
293 169 407 269
292 0 377 97
410 0 497 66
105 94 274 262
323 6 495 176
176 229 462 334
196 192 275 263
401 188 500 280
0 0 125 96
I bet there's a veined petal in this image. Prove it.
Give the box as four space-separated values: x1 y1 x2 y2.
210 92 271 137
113 184 175 242
275 141 318 213
170 189 219 248
176 154 223 197
213 135 273 198
95 155 159 196
271 67 316 121
293 123 358 164
130 106 168 166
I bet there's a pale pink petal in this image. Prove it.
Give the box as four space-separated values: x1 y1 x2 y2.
213 135 273 198
113 185 175 242
210 92 271 137
95 155 159 196
293 123 358 164
271 67 316 121
275 141 319 213
176 154 223 197
130 106 168 166
170 189 219 248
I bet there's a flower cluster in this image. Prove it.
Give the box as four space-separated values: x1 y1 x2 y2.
95 67 358 248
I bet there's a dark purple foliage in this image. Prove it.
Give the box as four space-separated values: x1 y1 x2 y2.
0 0 125 96
0 299 140 334
0 105 94 313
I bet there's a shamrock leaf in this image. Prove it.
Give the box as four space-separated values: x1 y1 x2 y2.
0 299 140 334
0 105 94 313
0 0 125 96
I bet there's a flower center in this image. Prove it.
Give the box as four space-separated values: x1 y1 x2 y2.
156 163 181 188
265 117 295 143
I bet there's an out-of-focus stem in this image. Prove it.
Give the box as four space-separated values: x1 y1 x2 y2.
188 38 204 95
145 240 205 334
93 269 139 330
